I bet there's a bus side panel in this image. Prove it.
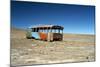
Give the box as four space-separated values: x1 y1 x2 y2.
53 33 63 41
39 32 48 40
32 32 40 39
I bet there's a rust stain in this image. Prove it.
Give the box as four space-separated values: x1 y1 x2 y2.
39 32 48 40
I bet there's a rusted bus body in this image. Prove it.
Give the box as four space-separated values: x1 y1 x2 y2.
53 33 63 41
39 32 48 40
29 25 64 41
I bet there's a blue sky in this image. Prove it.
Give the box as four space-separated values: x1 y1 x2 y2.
11 1 95 34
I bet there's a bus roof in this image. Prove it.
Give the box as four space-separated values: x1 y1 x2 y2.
30 25 64 30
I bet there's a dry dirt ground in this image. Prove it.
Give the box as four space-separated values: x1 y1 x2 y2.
11 28 95 66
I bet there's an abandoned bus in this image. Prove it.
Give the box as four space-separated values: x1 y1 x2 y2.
26 25 64 41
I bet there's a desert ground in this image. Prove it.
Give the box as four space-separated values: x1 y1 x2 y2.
11 28 95 66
